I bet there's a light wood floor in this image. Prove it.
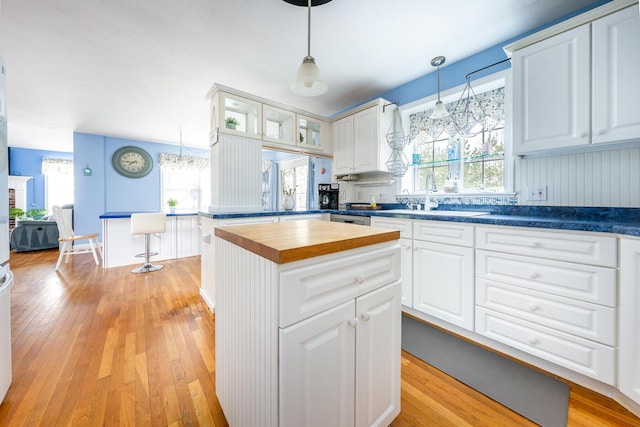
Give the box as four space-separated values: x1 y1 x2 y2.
1 249 639 426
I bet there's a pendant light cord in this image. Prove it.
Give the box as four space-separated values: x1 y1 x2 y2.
306 0 311 58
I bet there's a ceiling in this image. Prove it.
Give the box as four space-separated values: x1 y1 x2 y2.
0 0 602 152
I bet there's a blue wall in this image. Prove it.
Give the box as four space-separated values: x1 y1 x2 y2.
9 147 73 211
73 133 208 239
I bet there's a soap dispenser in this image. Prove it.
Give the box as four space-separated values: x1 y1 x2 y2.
370 193 377 208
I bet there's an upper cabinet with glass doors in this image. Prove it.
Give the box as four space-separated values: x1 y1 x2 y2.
297 114 330 153
207 84 332 155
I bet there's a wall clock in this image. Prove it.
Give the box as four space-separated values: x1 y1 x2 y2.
112 146 153 178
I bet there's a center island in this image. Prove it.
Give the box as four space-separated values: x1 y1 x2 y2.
214 220 402 427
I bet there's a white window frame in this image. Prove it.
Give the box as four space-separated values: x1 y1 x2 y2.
398 69 513 196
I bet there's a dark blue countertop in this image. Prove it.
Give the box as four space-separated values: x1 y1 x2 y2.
100 211 199 219
198 205 640 237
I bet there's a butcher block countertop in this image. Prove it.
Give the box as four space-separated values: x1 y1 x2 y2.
214 220 400 264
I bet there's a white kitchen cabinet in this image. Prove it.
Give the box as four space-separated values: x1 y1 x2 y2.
619 238 640 405
297 114 331 153
176 215 201 258
199 214 280 312
592 6 640 145
215 232 401 427
102 215 203 269
200 216 216 310
262 104 296 146
332 99 393 175
371 217 413 307
511 25 590 154
412 221 475 331
210 90 262 140
510 5 640 154
333 115 355 175
280 281 401 427
413 239 474 330
474 226 617 384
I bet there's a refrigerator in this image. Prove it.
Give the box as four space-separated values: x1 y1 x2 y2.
0 56 13 403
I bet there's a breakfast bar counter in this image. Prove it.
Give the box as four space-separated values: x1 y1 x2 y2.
214 220 402 427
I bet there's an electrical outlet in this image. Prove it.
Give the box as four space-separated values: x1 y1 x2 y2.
378 192 385 200
526 185 547 201
357 191 362 200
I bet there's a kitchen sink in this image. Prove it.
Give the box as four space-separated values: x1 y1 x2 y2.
383 209 490 217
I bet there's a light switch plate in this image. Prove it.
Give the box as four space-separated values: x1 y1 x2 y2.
526 186 547 201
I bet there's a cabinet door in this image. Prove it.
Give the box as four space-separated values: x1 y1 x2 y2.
280 300 356 427
200 217 216 310
512 25 590 154
353 106 380 173
333 115 354 175
218 92 261 138
398 238 413 307
176 216 201 258
263 104 296 145
592 6 640 144
298 114 330 153
413 240 474 330
619 238 640 404
355 281 401 427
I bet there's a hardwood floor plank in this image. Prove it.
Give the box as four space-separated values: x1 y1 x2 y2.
1 249 639 427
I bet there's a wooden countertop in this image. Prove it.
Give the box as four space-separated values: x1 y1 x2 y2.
214 220 400 264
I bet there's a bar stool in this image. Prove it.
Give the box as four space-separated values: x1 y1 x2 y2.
130 212 166 273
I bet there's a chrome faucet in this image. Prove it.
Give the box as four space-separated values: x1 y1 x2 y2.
425 172 438 211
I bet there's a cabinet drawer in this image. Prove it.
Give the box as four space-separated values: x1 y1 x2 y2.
476 307 615 385
476 226 616 267
371 218 413 238
413 221 474 247
476 279 615 346
279 244 400 327
476 250 616 307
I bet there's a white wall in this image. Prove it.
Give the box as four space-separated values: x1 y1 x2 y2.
515 146 640 207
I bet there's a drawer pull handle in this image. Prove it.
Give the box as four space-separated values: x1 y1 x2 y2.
529 337 539 345
529 272 540 280
401 244 411 250
529 304 539 312
530 242 541 248
360 312 371 321
348 318 358 328
355 274 366 284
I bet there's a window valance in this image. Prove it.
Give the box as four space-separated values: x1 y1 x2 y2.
42 158 73 175
409 87 505 141
158 153 209 171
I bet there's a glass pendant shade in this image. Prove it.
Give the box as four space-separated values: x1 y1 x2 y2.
429 56 449 120
291 56 327 96
430 100 449 119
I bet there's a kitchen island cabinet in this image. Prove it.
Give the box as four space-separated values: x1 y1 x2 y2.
214 220 401 427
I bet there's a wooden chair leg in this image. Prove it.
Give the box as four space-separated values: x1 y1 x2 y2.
56 242 69 271
89 239 100 266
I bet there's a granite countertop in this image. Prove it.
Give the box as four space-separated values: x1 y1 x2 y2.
100 211 199 219
214 220 399 264
199 205 640 237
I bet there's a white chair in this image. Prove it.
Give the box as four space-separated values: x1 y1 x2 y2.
52 205 102 271
130 212 166 273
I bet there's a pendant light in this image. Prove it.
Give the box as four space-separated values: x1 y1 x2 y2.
291 0 327 96
429 56 449 119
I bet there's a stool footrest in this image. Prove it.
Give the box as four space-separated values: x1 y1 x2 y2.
135 252 159 258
